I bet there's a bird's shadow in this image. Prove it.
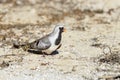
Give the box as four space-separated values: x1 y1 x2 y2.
28 50 59 55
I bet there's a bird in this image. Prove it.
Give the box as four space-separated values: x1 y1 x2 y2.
13 24 66 55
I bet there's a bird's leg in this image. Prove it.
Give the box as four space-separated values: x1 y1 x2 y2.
42 52 46 57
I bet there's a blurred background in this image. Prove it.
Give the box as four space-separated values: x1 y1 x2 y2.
0 0 120 41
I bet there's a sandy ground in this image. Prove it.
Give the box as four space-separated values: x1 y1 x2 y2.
0 0 120 80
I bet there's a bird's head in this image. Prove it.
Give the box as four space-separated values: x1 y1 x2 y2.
54 24 66 33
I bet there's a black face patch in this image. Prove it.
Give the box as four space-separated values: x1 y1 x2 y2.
59 27 64 32
55 27 63 45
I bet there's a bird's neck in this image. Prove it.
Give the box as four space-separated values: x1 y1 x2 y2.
55 31 62 45
50 29 59 37
49 29 62 45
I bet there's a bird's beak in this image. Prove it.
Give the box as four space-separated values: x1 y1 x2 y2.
63 28 66 32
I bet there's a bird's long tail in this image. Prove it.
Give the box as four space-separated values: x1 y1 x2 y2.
13 42 31 51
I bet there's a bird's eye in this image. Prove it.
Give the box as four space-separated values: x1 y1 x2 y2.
59 27 64 32
59 27 63 29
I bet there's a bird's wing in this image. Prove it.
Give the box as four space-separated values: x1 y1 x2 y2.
31 35 51 50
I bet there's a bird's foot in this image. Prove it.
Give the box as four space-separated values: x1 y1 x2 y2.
42 52 46 57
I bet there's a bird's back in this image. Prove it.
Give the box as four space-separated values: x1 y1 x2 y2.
29 34 51 50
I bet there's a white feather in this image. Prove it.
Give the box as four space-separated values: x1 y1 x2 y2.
42 25 62 54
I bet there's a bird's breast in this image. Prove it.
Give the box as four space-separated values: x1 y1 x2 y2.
43 44 60 54
43 33 61 54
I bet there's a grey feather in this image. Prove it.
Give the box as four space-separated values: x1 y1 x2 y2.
30 35 51 50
